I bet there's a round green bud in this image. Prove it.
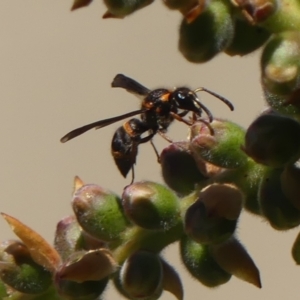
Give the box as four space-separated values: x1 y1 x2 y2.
179 0 234 63
122 181 180 230
225 18 271 56
72 184 129 242
190 120 248 169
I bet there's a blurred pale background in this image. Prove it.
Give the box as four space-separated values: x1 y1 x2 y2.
0 1 299 299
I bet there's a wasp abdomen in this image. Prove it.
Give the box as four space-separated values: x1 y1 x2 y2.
111 118 149 178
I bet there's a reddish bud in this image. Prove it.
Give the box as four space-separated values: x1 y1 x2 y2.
160 141 207 196
185 184 242 244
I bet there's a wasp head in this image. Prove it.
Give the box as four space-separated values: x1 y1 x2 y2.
171 87 205 116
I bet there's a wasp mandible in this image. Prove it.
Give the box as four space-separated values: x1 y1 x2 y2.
61 74 234 182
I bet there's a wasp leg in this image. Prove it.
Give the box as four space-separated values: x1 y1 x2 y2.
157 130 173 143
130 165 135 185
177 110 189 117
139 131 162 163
170 112 193 126
150 139 161 163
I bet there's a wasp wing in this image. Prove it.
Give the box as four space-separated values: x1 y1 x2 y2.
60 109 146 143
112 74 150 97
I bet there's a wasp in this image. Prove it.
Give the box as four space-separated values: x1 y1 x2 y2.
60 74 234 182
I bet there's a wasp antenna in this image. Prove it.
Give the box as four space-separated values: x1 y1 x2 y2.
194 97 214 122
194 87 234 111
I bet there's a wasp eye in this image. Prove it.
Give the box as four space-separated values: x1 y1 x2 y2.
177 92 185 99
174 90 189 103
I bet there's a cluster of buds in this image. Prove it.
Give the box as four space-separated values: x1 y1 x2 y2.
0 161 258 299
3 0 300 299
3 110 300 298
70 0 300 64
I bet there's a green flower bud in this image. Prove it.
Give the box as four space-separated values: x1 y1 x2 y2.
261 32 300 109
225 18 271 56
184 183 242 244
179 0 234 63
190 120 248 169
122 181 180 230
102 0 154 18
0 241 52 294
72 184 129 242
244 114 300 167
119 251 163 300
160 142 207 196
180 235 231 287
259 167 300 230
210 237 261 288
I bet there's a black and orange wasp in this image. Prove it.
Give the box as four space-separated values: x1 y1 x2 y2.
61 74 234 182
